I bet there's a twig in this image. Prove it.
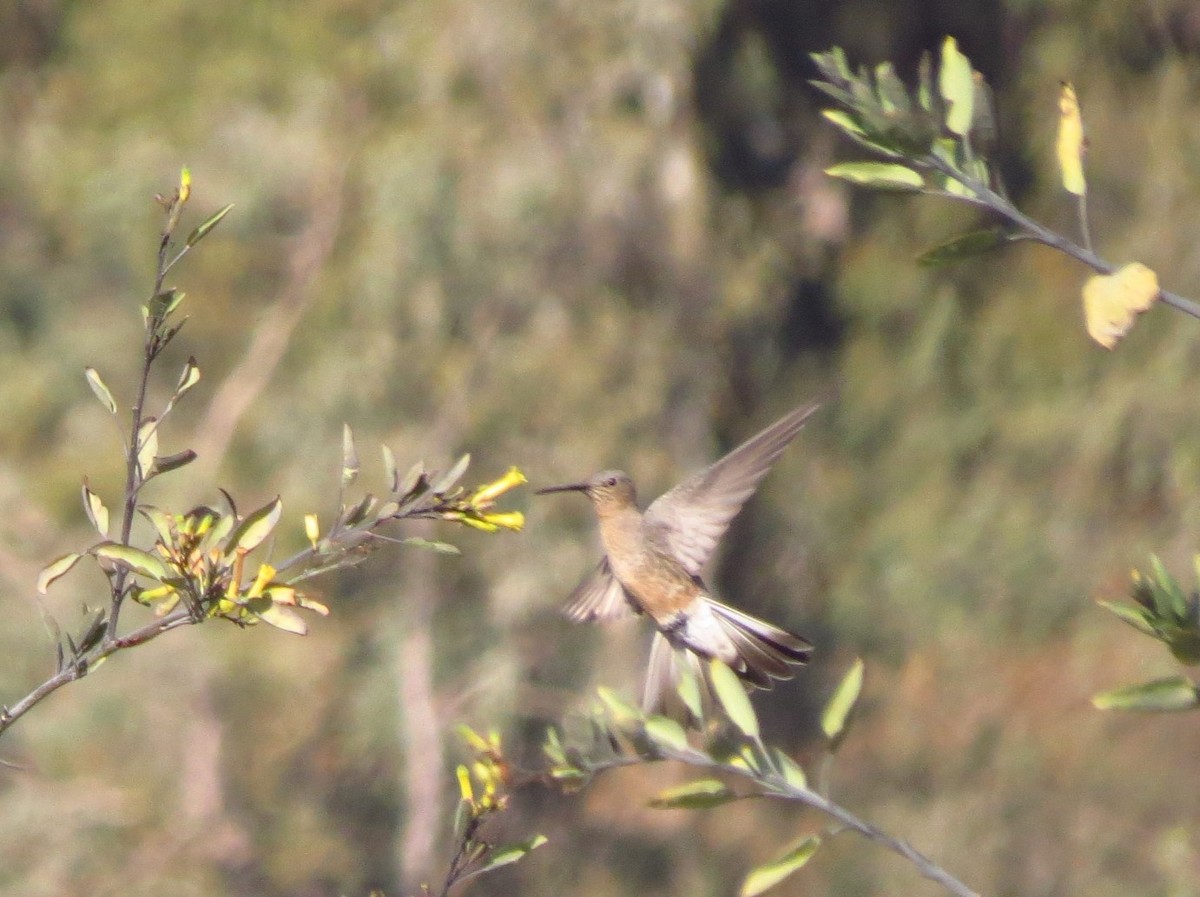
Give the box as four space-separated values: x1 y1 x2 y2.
917 154 1200 320
579 746 982 897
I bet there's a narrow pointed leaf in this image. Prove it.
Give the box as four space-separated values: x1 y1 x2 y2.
467 835 548 877
94 543 170 581
643 715 690 753
147 289 185 320
397 461 426 501
676 658 705 722
597 686 644 726
252 602 309 635
226 496 283 554
37 553 84 594
1092 676 1199 712
84 367 117 414
151 449 198 477
1056 83 1087 196
771 748 808 791
81 480 109 537
939 36 974 136
821 658 864 747
709 659 760 740
432 453 471 495
650 779 737 809
1151 554 1187 619
740 835 822 897
342 424 359 487
825 162 922 190
382 444 398 492
1097 600 1157 637
174 356 201 400
136 418 158 479
185 202 234 247
401 537 461 555
917 228 1015 267
138 506 175 546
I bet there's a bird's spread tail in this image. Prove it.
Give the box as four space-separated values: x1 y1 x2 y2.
642 599 812 713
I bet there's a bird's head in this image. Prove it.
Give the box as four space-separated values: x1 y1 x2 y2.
536 469 637 513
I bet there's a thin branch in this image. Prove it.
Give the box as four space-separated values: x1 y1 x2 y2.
918 154 1200 320
577 746 981 897
1 608 195 739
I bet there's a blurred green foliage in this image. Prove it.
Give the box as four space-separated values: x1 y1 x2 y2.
5 1 1200 896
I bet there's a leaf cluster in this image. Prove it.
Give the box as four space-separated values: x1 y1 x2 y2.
541 659 878 897
1093 557 1200 711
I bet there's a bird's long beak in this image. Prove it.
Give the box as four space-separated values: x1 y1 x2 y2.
535 481 589 496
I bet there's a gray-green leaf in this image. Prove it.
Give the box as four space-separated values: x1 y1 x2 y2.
1092 676 1200 712
84 367 118 414
821 658 864 748
37 552 84 594
710 659 760 740
740 835 822 897
649 779 737 809
225 496 283 554
825 162 923 190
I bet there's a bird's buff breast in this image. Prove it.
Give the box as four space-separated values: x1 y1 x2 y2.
597 513 701 619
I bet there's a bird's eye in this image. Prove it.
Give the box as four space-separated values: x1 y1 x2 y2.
605 476 618 487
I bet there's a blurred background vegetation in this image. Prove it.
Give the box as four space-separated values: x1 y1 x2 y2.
3 0 1200 895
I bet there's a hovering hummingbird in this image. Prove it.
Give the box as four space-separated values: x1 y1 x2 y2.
537 403 817 711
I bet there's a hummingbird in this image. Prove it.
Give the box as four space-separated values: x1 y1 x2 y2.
537 403 817 712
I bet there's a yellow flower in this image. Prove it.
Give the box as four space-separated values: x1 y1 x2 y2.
480 510 524 532
470 467 528 506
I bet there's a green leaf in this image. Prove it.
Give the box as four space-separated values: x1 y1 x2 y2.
138 506 175 546
1150 555 1187 619
151 449 198 477
643 715 689 753
649 779 737 809
341 424 359 487
1097 599 1157 637
451 797 471 840
873 62 910 115
136 418 158 479
938 36 974 136
84 367 117 414
401 537 461 555
93 543 170 581
382 444 398 492
185 202 234 248
397 461 427 501
917 228 1014 267
81 480 109 537
225 496 283 554
468 835 548 877
771 748 808 791
147 289 185 320
820 108 865 138
824 162 922 190
821 658 864 748
252 601 309 635
597 686 643 727
174 356 201 400
740 835 822 897
676 656 705 722
916 50 935 111
432 453 471 495
1092 676 1200 712
709 659 760 740
37 552 83 594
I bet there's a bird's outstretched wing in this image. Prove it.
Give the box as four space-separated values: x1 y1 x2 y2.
562 557 636 622
643 403 819 575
